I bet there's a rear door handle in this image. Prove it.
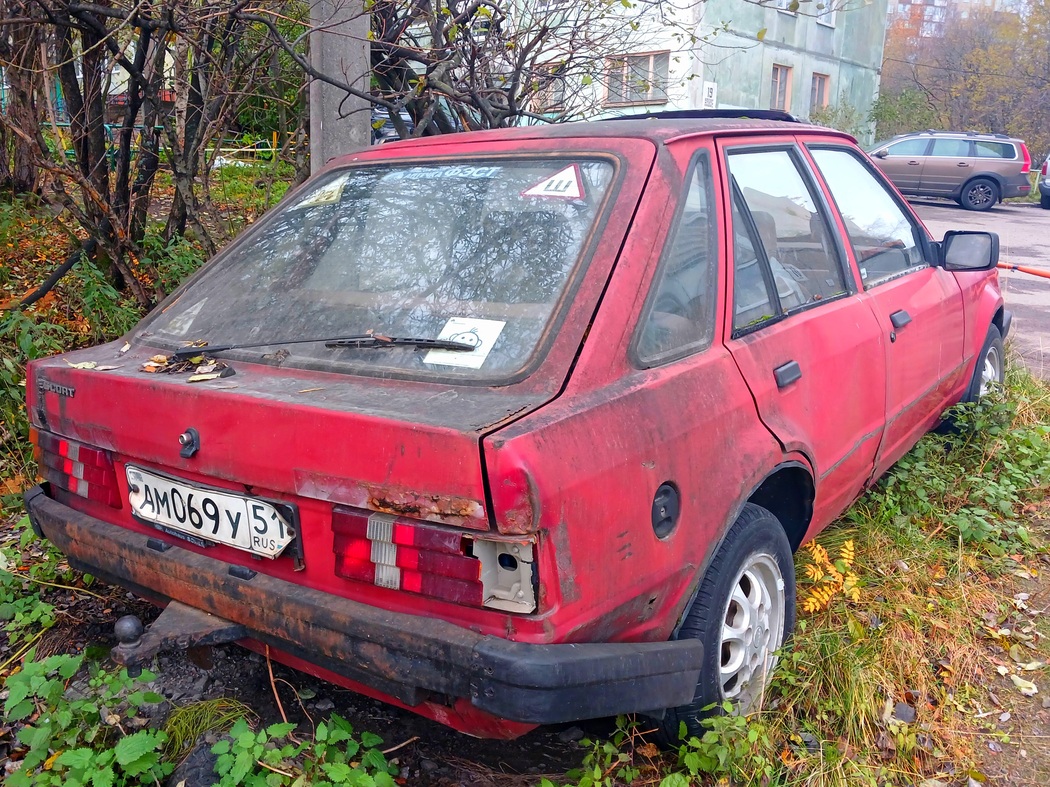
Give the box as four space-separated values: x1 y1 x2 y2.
956 162 970 167
890 310 912 329
907 160 920 165
774 360 802 389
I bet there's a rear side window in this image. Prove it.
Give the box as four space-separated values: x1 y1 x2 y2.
140 159 615 381
635 153 718 364
886 139 928 156
809 148 926 286
930 138 971 157
974 141 1016 159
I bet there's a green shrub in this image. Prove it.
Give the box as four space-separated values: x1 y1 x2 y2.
3 653 170 787
212 714 398 787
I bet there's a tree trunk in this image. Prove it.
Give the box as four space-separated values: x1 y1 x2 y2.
0 4 44 193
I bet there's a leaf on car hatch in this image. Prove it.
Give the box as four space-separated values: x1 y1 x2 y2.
64 360 97 369
1010 674 1038 696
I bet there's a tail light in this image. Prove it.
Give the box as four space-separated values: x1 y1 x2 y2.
332 506 536 613
1042 158 1048 176
1020 143 1031 174
31 428 122 508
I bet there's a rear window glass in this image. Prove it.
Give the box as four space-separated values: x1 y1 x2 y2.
140 159 616 381
974 141 1016 159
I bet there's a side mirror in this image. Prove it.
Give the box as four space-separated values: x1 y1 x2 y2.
873 149 889 159
941 230 999 271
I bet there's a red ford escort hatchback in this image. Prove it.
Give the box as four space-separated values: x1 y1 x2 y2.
24 110 1008 741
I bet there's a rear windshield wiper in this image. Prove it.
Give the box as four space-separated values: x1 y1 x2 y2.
170 334 475 359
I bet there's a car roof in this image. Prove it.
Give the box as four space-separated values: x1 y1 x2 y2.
887 129 1021 143
343 114 855 154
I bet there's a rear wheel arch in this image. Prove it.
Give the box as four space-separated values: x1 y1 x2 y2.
674 460 814 633
745 462 815 552
970 170 1006 191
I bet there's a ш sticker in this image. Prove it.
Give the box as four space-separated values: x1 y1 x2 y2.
522 165 585 200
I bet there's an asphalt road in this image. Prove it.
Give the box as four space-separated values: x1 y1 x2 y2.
911 200 1050 378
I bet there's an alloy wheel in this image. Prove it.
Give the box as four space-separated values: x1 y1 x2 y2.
967 182 995 209
979 342 1003 396
718 552 786 711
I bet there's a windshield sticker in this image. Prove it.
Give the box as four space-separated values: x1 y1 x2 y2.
382 166 501 183
424 317 506 369
294 175 349 209
522 164 585 200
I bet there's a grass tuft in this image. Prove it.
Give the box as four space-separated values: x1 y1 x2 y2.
163 697 256 761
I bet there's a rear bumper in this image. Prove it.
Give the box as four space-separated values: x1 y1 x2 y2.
1001 173 1032 199
24 485 702 726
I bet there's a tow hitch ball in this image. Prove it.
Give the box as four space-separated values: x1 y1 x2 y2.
110 601 247 677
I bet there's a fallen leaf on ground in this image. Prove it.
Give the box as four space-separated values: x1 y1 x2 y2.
1010 674 1038 696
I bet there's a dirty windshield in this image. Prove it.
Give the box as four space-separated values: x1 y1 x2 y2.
142 158 616 381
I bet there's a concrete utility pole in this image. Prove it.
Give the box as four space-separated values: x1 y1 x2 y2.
309 0 370 173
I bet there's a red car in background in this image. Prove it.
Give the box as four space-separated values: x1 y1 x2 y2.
24 110 1008 741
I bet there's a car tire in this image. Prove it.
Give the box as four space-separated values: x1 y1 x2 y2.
1041 192 1050 209
961 177 999 211
964 323 1005 403
653 503 795 744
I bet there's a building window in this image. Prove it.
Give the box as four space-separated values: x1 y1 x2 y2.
606 52 669 106
773 0 798 14
816 3 836 26
535 65 566 112
770 64 792 111
811 73 829 112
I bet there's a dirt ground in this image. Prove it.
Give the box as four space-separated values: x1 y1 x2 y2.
972 539 1050 786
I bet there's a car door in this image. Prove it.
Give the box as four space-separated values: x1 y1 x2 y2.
719 139 887 524
918 137 975 196
873 138 931 192
807 145 966 475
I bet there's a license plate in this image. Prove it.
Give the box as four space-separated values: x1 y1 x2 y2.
125 466 295 558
